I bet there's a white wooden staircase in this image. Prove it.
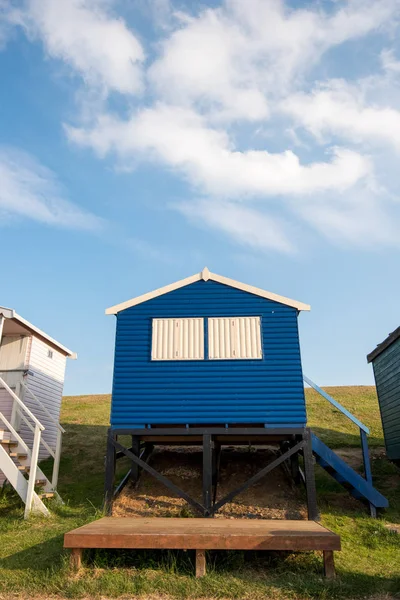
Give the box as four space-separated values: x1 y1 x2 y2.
0 376 64 518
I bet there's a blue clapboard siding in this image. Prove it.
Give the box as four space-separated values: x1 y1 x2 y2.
372 338 400 462
110 280 306 428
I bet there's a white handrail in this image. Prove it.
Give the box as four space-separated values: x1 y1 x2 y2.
52 428 62 490
0 410 60 502
24 423 41 518
0 376 44 431
14 406 55 459
0 374 64 509
21 382 65 434
0 411 30 454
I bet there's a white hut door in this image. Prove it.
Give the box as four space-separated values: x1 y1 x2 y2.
0 336 29 423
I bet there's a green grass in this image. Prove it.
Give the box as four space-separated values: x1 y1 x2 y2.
307 386 385 448
0 387 399 599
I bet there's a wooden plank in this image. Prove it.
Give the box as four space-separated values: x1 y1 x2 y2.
135 435 292 444
323 550 336 579
196 549 206 577
64 518 341 552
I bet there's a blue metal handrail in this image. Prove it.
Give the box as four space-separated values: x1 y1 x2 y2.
303 375 370 434
304 375 377 514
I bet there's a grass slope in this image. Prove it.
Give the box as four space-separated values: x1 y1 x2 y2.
0 386 399 599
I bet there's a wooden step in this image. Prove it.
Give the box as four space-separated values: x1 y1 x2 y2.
18 465 30 472
39 492 55 499
9 452 28 460
64 517 342 579
35 479 47 486
1 440 18 448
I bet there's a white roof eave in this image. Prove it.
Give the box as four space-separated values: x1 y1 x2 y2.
105 267 310 315
0 306 77 359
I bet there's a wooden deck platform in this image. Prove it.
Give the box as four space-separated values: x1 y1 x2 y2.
64 517 341 578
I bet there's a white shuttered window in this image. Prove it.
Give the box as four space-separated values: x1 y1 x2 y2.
152 318 204 360
208 317 262 359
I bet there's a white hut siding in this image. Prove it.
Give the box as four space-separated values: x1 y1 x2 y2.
20 337 66 460
0 335 30 425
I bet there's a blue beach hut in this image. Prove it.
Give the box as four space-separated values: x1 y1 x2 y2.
104 268 387 518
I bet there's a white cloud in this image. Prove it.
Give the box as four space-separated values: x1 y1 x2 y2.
12 0 145 94
62 0 399 252
4 0 400 253
175 199 295 253
149 0 400 122
283 80 400 151
0 147 102 229
0 0 17 48
381 48 400 74
66 104 371 198
67 103 382 252
294 192 400 249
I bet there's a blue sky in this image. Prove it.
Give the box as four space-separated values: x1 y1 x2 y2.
1 0 400 395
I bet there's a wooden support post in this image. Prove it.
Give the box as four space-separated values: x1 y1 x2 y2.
203 434 213 516
104 430 116 514
323 550 336 579
290 437 301 485
195 549 206 577
130 436 140 483
70 548 82 571
212 442 221 505
303 428 319 521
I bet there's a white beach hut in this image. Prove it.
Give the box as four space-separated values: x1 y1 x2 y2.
0 306 75 517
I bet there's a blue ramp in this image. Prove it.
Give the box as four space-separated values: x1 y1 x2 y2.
311 433 388 509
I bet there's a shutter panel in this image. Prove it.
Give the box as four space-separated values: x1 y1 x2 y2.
152 318 204 360
208 317 262 359
208 318 234 359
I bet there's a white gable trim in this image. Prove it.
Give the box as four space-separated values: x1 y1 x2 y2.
105 268 310 315
0 306 77 359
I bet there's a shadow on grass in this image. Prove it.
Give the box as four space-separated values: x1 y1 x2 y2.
39 424 112 509
0 532 66 571
2 543 400 599
310 426 384 449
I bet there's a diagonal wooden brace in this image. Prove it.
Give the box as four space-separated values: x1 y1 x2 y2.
111 438 206 515
210 439 305 514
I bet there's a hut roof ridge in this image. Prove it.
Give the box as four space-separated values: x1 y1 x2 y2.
105 268 311 315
